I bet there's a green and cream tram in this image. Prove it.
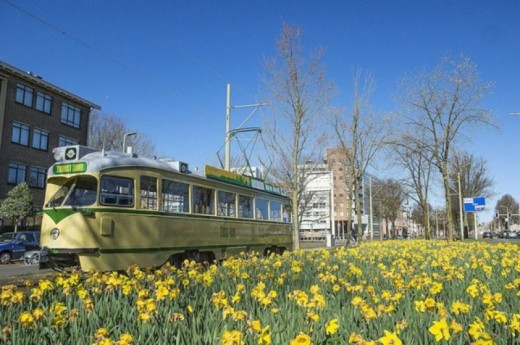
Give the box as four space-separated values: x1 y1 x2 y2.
40 146 292 272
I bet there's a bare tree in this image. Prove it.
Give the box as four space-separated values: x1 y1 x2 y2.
399 55 494 240
495 194 518 230
333 71 389 242
88 110 156 156
262 24 335 250
373 179 405 239
391 128 436 239
448 151 495 233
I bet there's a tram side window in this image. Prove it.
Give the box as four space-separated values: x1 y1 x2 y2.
100 176 134 206
283 204 291 223
270 201 282 221
238 195 253 218
255 198 269 220
162 179 189 213
140 176 158 210
217 190 236 217
192 185 215 215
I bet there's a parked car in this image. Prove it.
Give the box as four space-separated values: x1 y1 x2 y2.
23 249 41 265
0 231 40 264
504 231 519 239
482 231 493 239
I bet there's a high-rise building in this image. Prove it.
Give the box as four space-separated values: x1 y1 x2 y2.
325 147 369 238
298 163 333 239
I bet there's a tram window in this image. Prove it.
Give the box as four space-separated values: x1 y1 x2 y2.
192 185 215 215
270 201 282 221
140 176 158 210
283 204 291 223
238 195 253 218
255 198 269 220
217 190 236 217
100 176 134 206
162 179 189 213
63 176 98 207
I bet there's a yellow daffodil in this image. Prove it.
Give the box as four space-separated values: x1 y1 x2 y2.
348 332 364 344
221 330 243 345
379 330 402 345
451 300 470 315
258 327 271 345
325 319 339 335
251 320 261 332
118 333 133 345
95 327 110 340
428 318 450 342
450 320 463 334
424 298 436 309
415 300 426 312
469 317 488 341
32 308 44 321
290 332 311 345
18 311 35 328
510 314 520 334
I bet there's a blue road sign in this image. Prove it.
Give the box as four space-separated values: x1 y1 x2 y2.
463 197 486 212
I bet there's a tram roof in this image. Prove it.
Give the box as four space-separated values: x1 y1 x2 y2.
49 146 288 197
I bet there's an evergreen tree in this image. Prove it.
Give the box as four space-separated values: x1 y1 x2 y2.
0 183 33 232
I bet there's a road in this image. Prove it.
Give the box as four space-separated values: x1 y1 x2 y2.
0 262 54 286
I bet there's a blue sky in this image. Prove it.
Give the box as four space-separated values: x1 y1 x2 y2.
2 0 520 222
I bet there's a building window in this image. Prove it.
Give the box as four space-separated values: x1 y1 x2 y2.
59 136 79 146
36 91 52 114
8 162 26 184
32 128 49 151
12 122 30 146
16 83 33 107
61 102 81 128
29 167 46 188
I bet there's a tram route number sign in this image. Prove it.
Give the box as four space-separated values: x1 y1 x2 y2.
463 197 485 212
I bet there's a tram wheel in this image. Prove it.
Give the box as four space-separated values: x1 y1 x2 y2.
168 254 185 268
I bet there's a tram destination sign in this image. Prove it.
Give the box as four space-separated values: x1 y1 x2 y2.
53 162 87 175
205 165 252 188
205 165 286 196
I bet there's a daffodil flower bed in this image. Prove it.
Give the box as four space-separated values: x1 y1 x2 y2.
1 240 520 344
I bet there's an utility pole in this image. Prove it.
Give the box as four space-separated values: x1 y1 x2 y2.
225 84 232 170
224 83 268 171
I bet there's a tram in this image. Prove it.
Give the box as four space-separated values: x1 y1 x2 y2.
39 145 292 272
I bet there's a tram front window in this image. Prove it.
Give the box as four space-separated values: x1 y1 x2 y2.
46 176 98 207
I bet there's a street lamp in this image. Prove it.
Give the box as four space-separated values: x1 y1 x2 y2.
122 132 137 153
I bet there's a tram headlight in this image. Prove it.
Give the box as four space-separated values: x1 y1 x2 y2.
50 228 60 240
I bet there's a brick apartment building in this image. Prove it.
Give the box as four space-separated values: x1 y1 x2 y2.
0 61 100 228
